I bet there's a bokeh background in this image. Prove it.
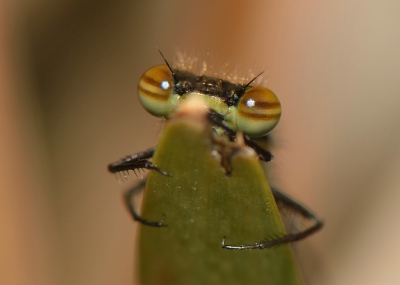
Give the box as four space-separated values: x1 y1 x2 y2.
1 0 400 284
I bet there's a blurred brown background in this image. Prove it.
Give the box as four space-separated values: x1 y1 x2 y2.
1 0 400 284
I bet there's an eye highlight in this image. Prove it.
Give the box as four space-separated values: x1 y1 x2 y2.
236 86 282 137
138 65 175 117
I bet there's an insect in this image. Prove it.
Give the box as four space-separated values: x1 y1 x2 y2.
108 51 323 251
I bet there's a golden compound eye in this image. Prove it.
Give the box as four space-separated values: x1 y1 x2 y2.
236 86 282 137
137 65 175 117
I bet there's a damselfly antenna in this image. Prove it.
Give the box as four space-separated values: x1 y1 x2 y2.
157 49 177 81
238 71 265 96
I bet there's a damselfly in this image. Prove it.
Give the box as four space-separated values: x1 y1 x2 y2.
108 52 323 250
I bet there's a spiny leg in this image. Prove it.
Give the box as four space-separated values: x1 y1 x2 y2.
124 179 166 227
108 146 169 176
222 188 323 250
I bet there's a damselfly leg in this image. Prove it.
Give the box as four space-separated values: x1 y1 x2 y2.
222 188 323 250
123 178 166 227
108 146 169 178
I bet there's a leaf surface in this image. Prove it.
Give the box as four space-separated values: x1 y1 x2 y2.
137 106 303 285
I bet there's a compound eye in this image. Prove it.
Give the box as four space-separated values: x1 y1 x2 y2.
138 65 174 117
236 86 282 137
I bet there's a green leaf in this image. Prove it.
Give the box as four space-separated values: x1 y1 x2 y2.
136 102 304 285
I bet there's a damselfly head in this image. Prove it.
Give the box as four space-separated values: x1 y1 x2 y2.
137 57 282 138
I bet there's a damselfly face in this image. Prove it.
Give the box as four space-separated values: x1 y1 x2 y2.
137 64 282 138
